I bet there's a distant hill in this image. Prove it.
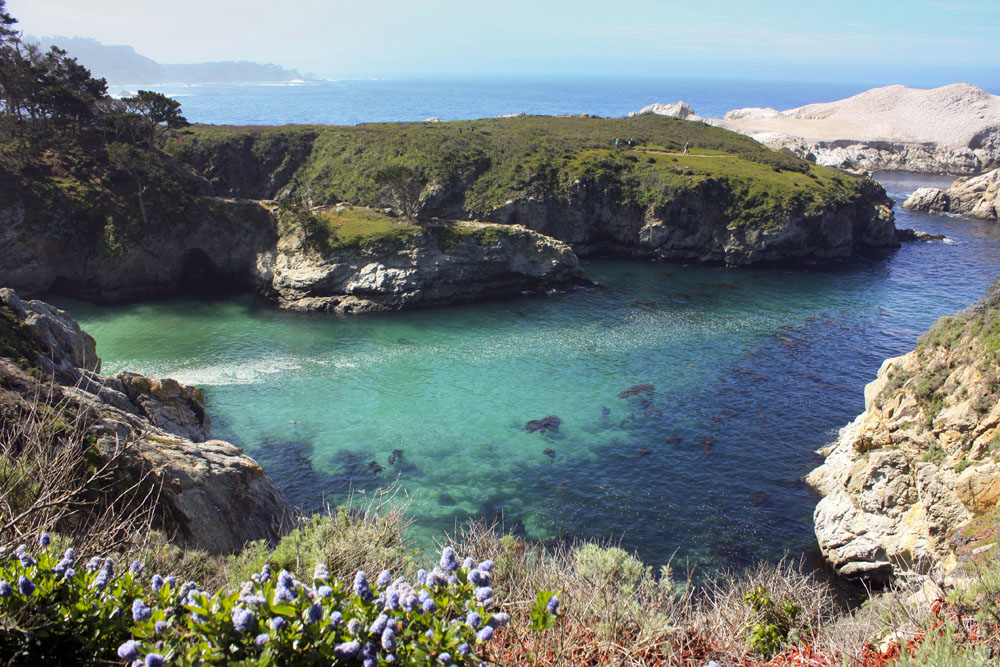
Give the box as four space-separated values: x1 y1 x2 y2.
26 35 306 85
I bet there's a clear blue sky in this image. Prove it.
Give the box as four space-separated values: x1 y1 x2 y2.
9 0 1000 85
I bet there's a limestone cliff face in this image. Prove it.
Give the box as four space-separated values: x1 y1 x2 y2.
0 288 292 553
255 221 586 313
481 177 896 266
808 286 1000 579
902 169 999 221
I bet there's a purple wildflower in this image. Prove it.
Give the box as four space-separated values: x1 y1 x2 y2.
260 564 271 582
386 655 397 664
458 642 471 655
18 575 34 596
376 569 392 590
475 586 493 602
132 599 152 622
440 546 458 571
438 653 452 663
462 556 475 570
63 568 75 579
85 556 102 573
151 574 164 592
448 575 457 585
363 658 376 667
313 562 329 581
91 569 109 589
145 654 163 667
333 640 361 659
468 569 490 586
488 611 510 627
478 559 494 572
307 602 323 624
386 591 401 610
18 553 34 568
154 621 167 633
422 597 437 613
416 568 427 585
274 584 295 602
369 613 389 635
233 607 255 633
466 611 482 628
547 595 560 614
381 626 397 651
39 533 50 547
317 585 333 598
476 626 494 642
347 618 361 635
254 633 270 647
277 570 295 589
0 580 11 597
425 629 434 639
129 560 144 576
354 570 371 599
245 595 266 607
329 610 343 628
117 640 140 661
164 575 177 589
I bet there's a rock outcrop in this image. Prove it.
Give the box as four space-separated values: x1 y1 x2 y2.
0 288 292 553
902 169 999 221
628 101 701 120
257 220 586 313
631 84 1000 174
808 285 1000 579
484 177 896 265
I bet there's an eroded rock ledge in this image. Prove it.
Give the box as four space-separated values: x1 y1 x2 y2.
808 285 1000 580
0 287 291 553
256 219 587 313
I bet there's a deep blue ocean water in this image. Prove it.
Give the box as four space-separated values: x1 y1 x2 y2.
57 80 1000 573
106 77 1000 127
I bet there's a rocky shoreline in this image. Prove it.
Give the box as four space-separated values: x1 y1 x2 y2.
0 287 291 553
807 285 1000 581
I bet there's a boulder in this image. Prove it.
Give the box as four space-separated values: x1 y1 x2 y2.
904 169 999 221
628 101 700 120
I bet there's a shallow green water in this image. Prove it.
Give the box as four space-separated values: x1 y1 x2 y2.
54 173 1000 572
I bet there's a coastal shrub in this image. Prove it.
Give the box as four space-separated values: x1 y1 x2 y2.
742 585 802 658
226 492 415 591
0 539 507 666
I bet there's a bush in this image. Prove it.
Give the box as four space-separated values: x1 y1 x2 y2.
0 539 508 666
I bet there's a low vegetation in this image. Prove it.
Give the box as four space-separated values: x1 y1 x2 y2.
167 115 867 231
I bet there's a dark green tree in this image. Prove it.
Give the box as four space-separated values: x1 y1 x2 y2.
374 164 424 220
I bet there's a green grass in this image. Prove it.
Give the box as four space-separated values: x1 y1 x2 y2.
166 115 869 230
317 207 421 251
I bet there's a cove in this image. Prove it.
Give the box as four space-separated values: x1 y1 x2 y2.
54 174 1000 573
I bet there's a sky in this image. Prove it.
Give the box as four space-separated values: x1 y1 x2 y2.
8 0 1000 85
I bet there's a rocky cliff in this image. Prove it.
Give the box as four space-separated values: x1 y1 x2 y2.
0 287 292 553
902 168 999 221
808 284 1000 580
483 174 895 265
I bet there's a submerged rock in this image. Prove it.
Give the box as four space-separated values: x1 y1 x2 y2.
618 384 655 399
525 415 562 433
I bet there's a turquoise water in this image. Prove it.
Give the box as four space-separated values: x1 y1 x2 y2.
55 173 1000 572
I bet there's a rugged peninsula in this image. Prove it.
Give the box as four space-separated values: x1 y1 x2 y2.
636 84 1000 175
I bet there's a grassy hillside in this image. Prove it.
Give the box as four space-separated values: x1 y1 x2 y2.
166 114 868 230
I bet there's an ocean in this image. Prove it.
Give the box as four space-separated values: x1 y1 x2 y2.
61 79 1000 573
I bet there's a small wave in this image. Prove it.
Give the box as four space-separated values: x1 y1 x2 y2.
107 355 302 386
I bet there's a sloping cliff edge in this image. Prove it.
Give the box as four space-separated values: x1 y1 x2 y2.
808 283 1000 580
0 287 292 552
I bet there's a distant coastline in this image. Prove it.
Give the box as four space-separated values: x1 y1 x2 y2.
26 35 312 85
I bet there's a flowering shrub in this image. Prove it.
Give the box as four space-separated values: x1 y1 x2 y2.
0 537 509 666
